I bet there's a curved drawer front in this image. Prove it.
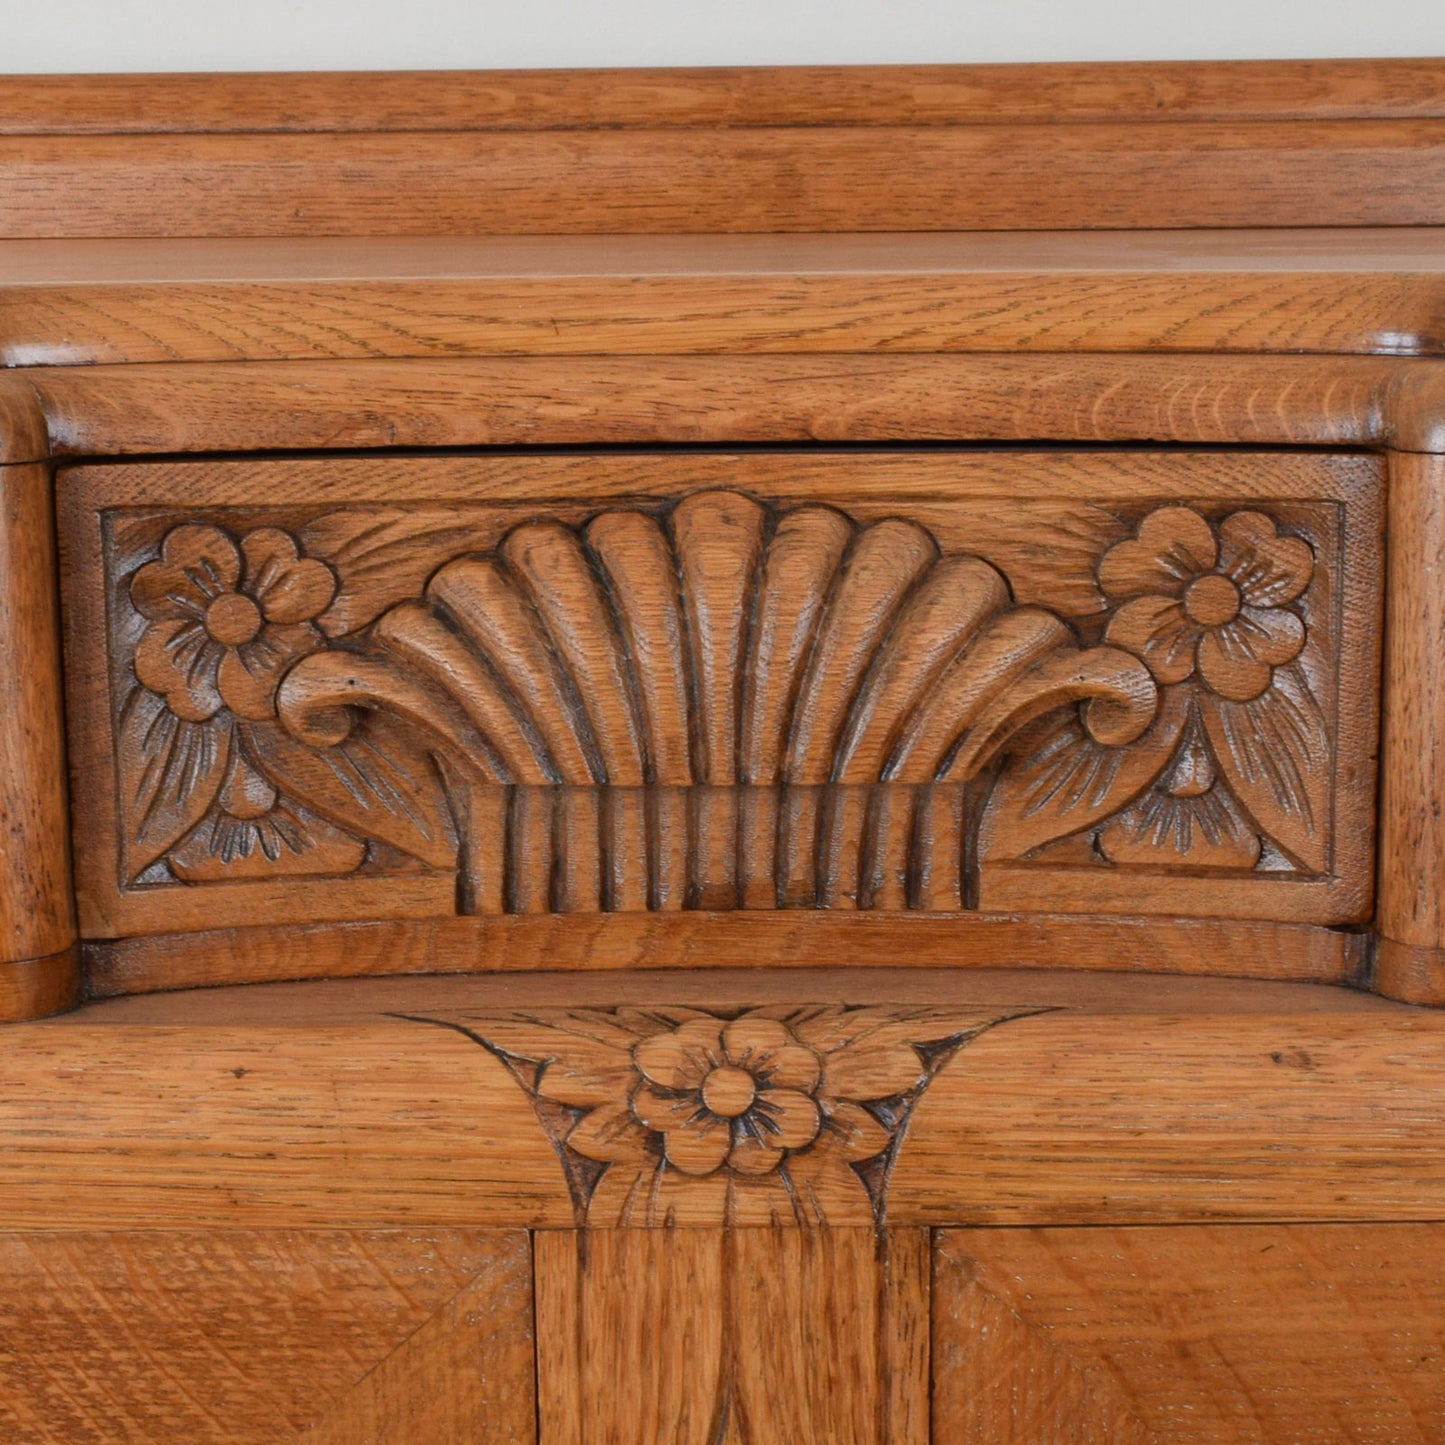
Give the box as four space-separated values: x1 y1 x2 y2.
57 449 1382 964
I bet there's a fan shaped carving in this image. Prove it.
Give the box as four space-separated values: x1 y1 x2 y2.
268 490 1156 912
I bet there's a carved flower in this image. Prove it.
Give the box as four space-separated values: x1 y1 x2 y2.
626 1015 826 1177
1099 508 1313 703
131 524 337 722
567 1008 903 1184
446 1004 1020 1226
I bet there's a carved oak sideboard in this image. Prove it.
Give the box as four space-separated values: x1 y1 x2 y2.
3 59 1445 1442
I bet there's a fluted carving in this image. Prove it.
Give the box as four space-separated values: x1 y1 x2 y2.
273 491 1155 911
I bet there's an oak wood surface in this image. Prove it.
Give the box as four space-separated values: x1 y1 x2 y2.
933 1225 1445 1442
7 123 1445 239
5 231 1445 366
0 971 1435 1232
7 60 1445 134
0 373 47 463
0 462 76 1009
19 354 1432 458
84 913 1364 996
0 1228 534 1445
535 1227 928 1444
1378 448 1445 1004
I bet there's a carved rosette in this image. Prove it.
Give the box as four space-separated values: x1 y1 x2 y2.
109 487 1332 905
401 1003 1046 1227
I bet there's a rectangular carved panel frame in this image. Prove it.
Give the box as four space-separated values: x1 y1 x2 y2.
59 450 1381 949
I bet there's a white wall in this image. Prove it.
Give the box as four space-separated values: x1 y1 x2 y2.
4 0 1445 74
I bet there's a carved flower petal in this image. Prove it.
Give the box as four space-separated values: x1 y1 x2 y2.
721 1016 793 1072
754 1087 822 1151
1097 507 1217 601
130 524 242 620
633 1018 723 1090
134 620 224 722
565 1103 650 1165
630 1084 703 1135
827 1101 894 1163
216 623 323 721
758 1043 822 1093
1104 595 1199 685
1229 605 1306 667
728 1135 783 1176
662 1117 732 1177
1197 627 1274 703
1218 512 1314 608
243 529 338 624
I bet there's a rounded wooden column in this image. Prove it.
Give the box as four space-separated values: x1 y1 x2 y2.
1377 446 1445 1004
0 384 78 1018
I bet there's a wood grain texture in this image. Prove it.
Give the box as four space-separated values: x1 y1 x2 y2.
7 60 1445 134
84 911 1363 995
6 122 1445 239
0 463 75 1004
7 231 1445 365
0 970 1431 1232
535 1227 928 1444
0 1228 533 1445
1378 449 1445 1003
0 373 47 462
888 1008 1445 1225
20 354 1421 457
0 947 80 1022
933 1225 1445 1442
298 1241 535 1445
59 452 1377 949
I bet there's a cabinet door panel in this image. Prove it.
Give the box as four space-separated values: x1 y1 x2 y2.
0 1229 535 1445
933 1225 1445 1443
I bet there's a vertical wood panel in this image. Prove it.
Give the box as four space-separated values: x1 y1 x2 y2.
535 1228 929 1444
0 460 77 1017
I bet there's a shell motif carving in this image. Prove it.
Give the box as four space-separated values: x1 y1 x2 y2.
113 488 1335 907
268 491 1157 911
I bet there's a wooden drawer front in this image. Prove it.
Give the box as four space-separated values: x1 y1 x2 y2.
58 450 1380 943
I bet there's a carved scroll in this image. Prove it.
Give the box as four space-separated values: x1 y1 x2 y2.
101 484 1351 918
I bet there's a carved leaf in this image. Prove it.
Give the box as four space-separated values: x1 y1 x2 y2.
168 803 367 882
243 715 456 868
118 685 232 877
981 690 1187 860
303 510 502 637
1201 661 1331 873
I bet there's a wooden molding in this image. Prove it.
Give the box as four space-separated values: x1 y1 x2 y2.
1 969 1436 1231
5 233 1445 367
8 60 1445 134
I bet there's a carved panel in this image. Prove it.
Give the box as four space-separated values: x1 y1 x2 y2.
400 1002 1046 1227
59 452 1380 939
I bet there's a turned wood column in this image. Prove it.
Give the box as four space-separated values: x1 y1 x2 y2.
0 379 77 1020
1377 372 1445 1001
